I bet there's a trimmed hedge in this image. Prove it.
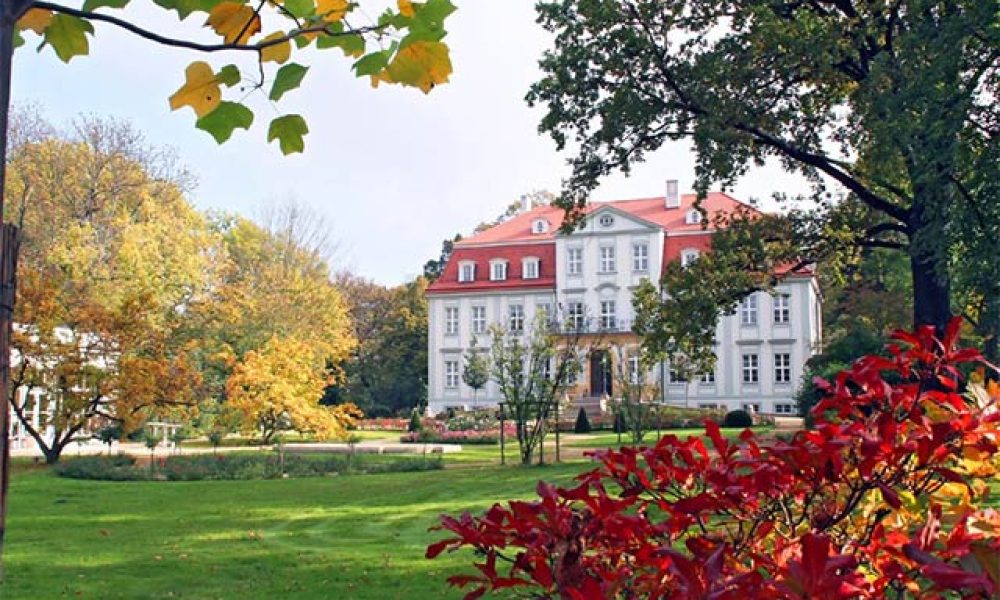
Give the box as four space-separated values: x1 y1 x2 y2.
54 453 442 481
723 409 754 428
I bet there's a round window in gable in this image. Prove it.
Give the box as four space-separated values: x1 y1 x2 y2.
598 214 615 228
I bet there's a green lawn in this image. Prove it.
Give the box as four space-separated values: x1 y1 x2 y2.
13 424 967 600
3 461 584 599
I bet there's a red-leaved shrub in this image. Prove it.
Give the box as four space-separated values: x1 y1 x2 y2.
428 319 1000 599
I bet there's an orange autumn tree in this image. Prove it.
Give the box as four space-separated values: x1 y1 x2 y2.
226 336 360 443
5 119 216 463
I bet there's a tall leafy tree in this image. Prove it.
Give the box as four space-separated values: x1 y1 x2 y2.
4 122 214 463
529 0 998 336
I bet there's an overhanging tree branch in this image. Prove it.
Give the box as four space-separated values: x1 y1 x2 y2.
31 1 386 54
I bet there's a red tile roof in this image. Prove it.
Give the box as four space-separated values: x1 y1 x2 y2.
425 192 811 295
426 243 556 294
453 192 755 247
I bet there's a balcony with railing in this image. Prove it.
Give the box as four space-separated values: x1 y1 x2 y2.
548 316 636 335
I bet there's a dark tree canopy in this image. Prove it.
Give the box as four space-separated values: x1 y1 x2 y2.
529 0 999 337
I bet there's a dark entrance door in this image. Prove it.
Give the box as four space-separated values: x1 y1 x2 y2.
589 350 612 397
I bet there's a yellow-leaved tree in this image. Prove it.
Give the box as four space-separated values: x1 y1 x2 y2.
181 203 357 441
5 117 218 464
225 336 361 443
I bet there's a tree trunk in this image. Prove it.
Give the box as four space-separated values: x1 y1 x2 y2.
907 187 952 335
909 238 951 336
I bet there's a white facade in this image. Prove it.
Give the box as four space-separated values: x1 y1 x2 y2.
426 196 822 416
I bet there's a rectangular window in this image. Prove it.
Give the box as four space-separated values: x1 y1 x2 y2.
445 361 460 388
699 371 716 384
508 304 524 334
567 247 582 275
599 245 616 273
491 261 507 281
740 294 758 326
773 294 790 324
742 403 761 414
599 300 616 330
742 353 759 384
471 306 486 334
444 307 459 335
567 302 585 330
632 242 649 272
523 259 539 280
774 352 791 384
627 355 641 384
775 403 794 415
459 263 475 282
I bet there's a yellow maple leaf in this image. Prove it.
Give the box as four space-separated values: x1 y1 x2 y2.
316 0 348 22
397 0 414 17
168 62 222 118
375 41 452 94
17 8 53 34
260 31 290 64
206 2 261 45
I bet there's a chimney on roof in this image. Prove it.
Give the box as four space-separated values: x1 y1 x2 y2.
665 179 680 208
520 194 531 213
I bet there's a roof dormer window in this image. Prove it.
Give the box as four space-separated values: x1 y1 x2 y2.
685 209 703 225
522 257 540 280
458 261 476 283
531 218 549 234
490 259 509 281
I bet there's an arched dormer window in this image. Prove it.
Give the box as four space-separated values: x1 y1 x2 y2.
522 257 540 280
681 248 700 267
685 209 703 225
531 218 549 234
458 260 476 282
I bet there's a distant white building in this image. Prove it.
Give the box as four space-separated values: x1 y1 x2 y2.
425 184 822 416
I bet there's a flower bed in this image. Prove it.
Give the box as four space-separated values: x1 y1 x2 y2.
400 430 499 445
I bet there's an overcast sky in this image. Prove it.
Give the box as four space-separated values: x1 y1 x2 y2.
13 2 811 285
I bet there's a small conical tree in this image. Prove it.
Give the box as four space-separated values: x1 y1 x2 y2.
613 411 627 434
573 407 592 434
408 408 423 433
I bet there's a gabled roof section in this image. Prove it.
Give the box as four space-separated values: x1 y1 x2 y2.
455 192 759 247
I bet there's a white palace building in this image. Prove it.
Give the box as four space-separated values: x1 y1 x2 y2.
425 183 822 417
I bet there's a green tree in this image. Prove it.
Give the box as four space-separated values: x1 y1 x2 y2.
422 234 461 282
326 274 427 416
461 339 489 408
529 0 998 336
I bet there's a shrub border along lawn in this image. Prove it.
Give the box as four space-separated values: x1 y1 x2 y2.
53 452 442 482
